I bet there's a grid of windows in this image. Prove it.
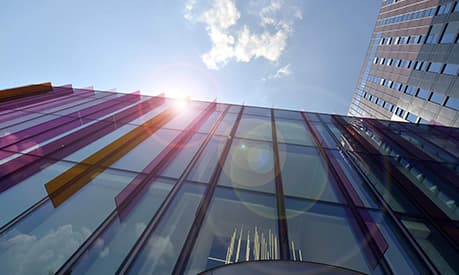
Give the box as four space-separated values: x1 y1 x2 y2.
378 7 436 26
1 85 459 275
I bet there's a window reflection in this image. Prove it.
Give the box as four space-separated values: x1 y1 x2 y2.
0 169 138 275
0 161 75 228
275 119 315 146
197 112 221 133
127 183 205 275
185 187 278 274
188 136 227 183
274 109 303 120
160 133 207 179
365 210 428 274
285 198 371 274
215 113 237 136
278 144 340 203
218 139 275 194
401 218 459 274
110 129 180 172
235 115 272 141
69 178 174 275
243 107 271 117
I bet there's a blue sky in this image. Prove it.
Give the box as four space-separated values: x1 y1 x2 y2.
0 0 379 114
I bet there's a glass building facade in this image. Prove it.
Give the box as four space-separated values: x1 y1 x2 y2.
0 83 458 274
349 0 459 127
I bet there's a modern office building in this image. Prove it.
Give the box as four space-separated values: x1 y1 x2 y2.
0 83 458 274
349 0 459 127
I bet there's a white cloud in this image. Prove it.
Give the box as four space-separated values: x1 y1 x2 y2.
0 224 92 275
184 0 302 70
263 63 291 81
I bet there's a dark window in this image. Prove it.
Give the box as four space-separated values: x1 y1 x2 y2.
415 61 423 70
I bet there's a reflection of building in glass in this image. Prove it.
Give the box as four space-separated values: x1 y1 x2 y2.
0 83 458 274
349 0 459 127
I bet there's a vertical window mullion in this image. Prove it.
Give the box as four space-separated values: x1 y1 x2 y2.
270 109 291 260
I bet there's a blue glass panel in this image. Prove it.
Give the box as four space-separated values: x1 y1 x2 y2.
160 133 207 179
243 106 271 117
0 160 75 228
69 178 174 275
0 169 138 275
279 144 341 203
188 136 227 183
215 112 237 136
185 187 278 273
275 118 315 146
235 114 272 141
197 112 221 133
445 97 459 110
218 139 275 194
443 64 459 76
110 129 180 172
126 183 205 274
285 197 371 273
429 92 444 104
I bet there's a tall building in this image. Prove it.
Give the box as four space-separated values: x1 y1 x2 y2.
349 0 459 127
0 83 458 274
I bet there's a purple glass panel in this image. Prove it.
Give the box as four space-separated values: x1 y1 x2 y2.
0 86 74 111
0 89 95 124
0 93 140 156
0 95 164 192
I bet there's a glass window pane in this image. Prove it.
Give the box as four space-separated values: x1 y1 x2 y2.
275 119 315 146
235 115 272 141
401 218 459 274
110 129 180 172
127 104 170 125
162 109 200 130
443 64 459 76
243 106 271 117
188 136 227 183
160 133 207 179
218 139 275 194
64 124 137 163
0 169 138 275
285 198 371 273
279 144 341 203
328 150 378 208
274 109 303 120
429 92 444 104
228 105 241 113
311 122 338 148
69 178 174 275
0 114 60 136
185 187 279 274
215 113 237 136
127 183 206 275
197 112 221 133
0 161 75 228
365 210 427 274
